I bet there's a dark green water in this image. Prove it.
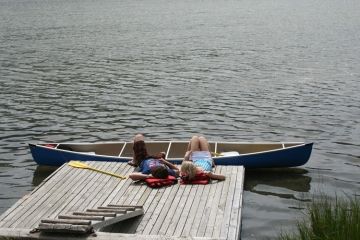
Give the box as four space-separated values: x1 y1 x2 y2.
0 0 359 238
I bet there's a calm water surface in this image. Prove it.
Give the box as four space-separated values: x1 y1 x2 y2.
0 0 359 239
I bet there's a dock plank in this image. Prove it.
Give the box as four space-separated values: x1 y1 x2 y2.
102 166 138 206
134 187 163 234
180 182 206 237
0 164 68 223
204 166 227 237
0 162 244 240
220 167 238 239
228 166 244 240
63 161 128 213
172 184 198 236
1 164 79 228
165 184 192 236
212 167 232 239
153 183 183 235
24 161 114 228
0 228 224 240
197 166 225 237
189 181 212 236
142 184 174 235
117 181 144 206
22 161 114 228
101 164 135 206
150 184 183 235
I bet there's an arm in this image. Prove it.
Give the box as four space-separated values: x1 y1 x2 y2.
129 172 150 181
205 171 226 181
184 151 192 161
159 158 180 176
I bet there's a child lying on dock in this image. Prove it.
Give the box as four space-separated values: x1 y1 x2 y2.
180 136 226 182
128 134 179 181
129 157 179 180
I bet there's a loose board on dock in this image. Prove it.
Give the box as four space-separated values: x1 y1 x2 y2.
0 161 244 240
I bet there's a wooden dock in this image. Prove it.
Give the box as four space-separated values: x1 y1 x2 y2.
0 162 244 240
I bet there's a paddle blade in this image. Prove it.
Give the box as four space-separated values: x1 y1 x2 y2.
68 161 126 179
68 161 89 169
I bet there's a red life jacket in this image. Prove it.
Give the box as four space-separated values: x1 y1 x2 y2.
180 172 210 185
144 175 178 188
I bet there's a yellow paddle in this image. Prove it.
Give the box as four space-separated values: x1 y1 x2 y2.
68 161 127 179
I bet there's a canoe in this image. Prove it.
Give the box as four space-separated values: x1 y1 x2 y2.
29 141 313 168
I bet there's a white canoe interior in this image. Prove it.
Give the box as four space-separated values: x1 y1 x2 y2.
51 141 303 160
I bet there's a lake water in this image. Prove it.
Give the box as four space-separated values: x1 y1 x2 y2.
0 0 359 238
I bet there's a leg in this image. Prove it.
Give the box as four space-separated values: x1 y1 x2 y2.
198 136 210 151
188 135 201 151
184 136 200 161
133 133 145 143
129 134 146 166
198 136 215 167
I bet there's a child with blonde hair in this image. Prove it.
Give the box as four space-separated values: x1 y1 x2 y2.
180 136 225 181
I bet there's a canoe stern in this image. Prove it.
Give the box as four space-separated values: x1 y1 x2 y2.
214 142 313 168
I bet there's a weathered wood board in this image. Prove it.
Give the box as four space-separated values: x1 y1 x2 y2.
0 162 244 240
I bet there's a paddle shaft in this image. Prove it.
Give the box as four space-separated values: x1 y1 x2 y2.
87 167 126 179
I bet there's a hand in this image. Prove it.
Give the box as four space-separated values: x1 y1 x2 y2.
184 151 192 160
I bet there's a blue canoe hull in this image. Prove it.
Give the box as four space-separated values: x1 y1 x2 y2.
29 142 313 168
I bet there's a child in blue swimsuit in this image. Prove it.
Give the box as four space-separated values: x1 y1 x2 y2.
181 136 225 181
129 134 179 181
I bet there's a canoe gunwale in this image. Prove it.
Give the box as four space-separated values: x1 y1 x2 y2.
212 142 310 159
31 144 132 160
30 142 313 168
33 141 308 159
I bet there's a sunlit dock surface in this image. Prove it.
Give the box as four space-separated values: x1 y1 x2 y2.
0 162 244 240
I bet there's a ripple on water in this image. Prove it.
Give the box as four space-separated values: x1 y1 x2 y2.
1 0 360 239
